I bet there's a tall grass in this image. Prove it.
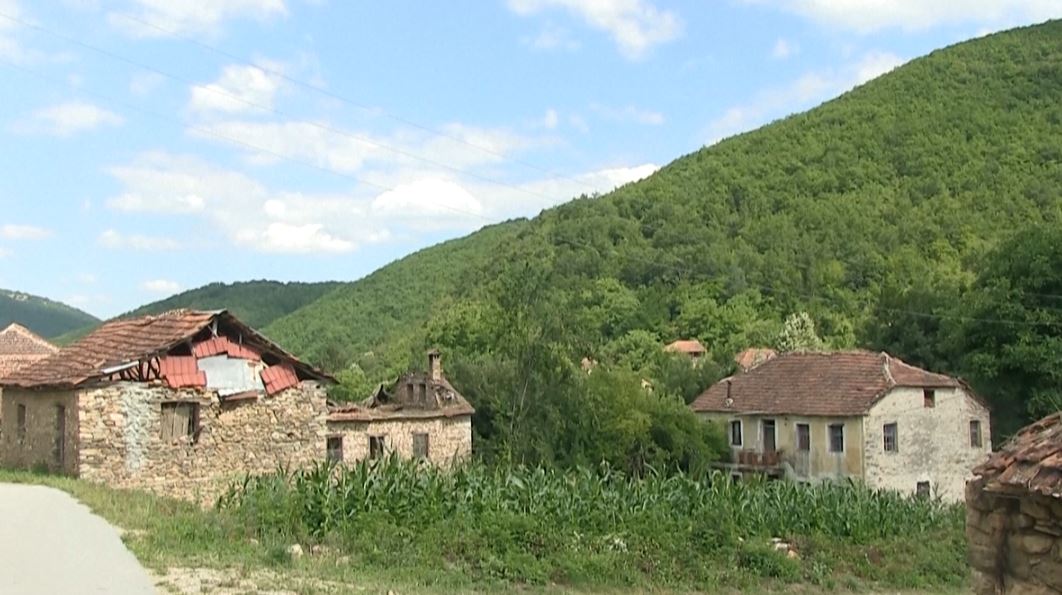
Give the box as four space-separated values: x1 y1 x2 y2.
217 458 967 589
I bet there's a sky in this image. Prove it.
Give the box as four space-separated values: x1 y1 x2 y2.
0 1 1060 318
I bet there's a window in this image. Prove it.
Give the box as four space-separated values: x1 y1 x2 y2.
326 436 344 463
55 405 66 467
828 424 845 453
970 420 983 448
369 435 386 459
762 419 776 452
16 403 26 443
796 423 810 452
883 423 898 452
916 481 931 498
160 402 199 443
729 420 742 446
923 389 936 408
413 433 430 459
417 383 427 405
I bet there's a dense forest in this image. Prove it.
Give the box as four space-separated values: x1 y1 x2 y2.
262 20 1062 458
0 289 99 338
55 280 343 344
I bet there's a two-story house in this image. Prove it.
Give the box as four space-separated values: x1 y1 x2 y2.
690 351 991 501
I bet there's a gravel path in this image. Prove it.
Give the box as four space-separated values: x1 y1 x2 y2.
0 483 157 594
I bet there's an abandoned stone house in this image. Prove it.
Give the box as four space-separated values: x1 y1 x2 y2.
664 339 707 361
0 323 58 380
967 412 1062 594
690 351 991 502
0 309 332 502
327 350 474 466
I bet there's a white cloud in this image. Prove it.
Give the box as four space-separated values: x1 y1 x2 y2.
98 229 181 251
0 247 11 258
590 103 665 125
371 179 485 224
235 222 355 254
141 279 181 294
771 38 798 59
523 25 581 51
705 51 904 145
189 62 284 114
743 0 1062 33
1 223 52 240
542 108 559 129
110 0 287 38
508 0 682 59
23 101 124 136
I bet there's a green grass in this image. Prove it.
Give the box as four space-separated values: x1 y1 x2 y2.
0 465 970 594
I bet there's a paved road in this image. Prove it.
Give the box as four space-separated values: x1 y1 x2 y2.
0 483 157 594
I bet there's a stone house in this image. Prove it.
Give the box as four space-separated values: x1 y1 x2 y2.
690 351 991 502
0 309 332 502
0 323 58 380
665 339 707 361
326 350 473 466
967 412 1062 594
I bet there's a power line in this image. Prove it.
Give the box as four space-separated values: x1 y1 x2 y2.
104 9 603 195
0 10 586 207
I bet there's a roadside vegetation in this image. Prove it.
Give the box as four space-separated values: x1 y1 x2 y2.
4 456 966 593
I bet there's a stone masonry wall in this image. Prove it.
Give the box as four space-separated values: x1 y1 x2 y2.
327 416 472 466
0 389 79 475
78 380 328 503
967 477 1062 594
864 387 991 502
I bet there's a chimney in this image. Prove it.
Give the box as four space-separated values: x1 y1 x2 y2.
724 378 734 408
427 349 442 382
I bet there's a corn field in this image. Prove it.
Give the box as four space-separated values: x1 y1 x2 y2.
217 458 967 588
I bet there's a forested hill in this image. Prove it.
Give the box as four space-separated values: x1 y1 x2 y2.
0 289 99 338
267 19 1061 380
122 280 342 329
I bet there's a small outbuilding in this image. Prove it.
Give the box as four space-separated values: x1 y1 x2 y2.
326 350 473 466
967 412 1062 594
665 339 707 360
0 309 332 502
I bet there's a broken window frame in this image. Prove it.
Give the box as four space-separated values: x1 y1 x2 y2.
828 423 845 453
796 423 810 452
916 481 931 498
729 419 742 446
326 436 344 463
413 432 430 459
883 422 898 452
160 401 200 444
923 389 936 408
368 435 386 459
970 419 983 448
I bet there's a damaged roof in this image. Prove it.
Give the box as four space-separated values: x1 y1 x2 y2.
329 371 474 422
0 323 59 379
690 350 962 417
1 309 331 389
974 412 1062 499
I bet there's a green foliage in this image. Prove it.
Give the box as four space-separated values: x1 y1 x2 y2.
953 225 1062 437
0 289 99 339
257 22 1062 449
217 459 967 590
777 312 825 352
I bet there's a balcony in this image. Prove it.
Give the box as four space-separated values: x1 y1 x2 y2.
714 449 785 477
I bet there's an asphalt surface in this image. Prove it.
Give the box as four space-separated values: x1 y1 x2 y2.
0 483 157 594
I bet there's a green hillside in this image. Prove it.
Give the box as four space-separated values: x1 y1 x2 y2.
0 289 99 339
56 280 342 345
271 21 1061 459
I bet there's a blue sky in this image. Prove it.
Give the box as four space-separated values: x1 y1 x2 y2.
0 1 1059 318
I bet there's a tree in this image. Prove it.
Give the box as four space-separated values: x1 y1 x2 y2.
777 312 824 352
954 226 1062 438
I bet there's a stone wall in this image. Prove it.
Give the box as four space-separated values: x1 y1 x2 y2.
0 389 78 475
967 477 1062 594
864 387 991 502
78 380 328 503
327 415 472 466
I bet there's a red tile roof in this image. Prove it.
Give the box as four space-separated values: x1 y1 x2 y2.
690 351 961 417
974 413 1062 499
261 363 299 395
0 323 58 379
665 339 707 355
1 310 331 389
734 347 777 372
